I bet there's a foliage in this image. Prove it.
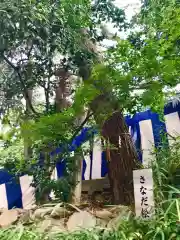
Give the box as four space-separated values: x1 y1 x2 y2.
0 0 126 116
0 0 126 202
23 82 99 143
0 0 92 116
0 140 24 172
0 83 98 201
89 0 180 116
100 37 179 115
153 137 180 208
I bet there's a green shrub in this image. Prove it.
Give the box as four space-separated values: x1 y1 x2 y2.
152 137 180 215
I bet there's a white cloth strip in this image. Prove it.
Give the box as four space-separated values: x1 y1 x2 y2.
92 137 102 179
84 153 91 180
0 184 8 209
139 120 155 167
50 168 58 199
165 112 180 146
20 175 36 209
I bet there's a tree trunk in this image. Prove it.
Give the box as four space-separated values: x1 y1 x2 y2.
102 111 139 205
54 66 71 111
24 89 33 160
90 94 139 205
72 151 83 204
55 66 83 204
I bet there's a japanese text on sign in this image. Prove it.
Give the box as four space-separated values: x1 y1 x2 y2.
133 169 154 218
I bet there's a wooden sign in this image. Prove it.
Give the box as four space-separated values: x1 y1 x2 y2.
133 169 154 218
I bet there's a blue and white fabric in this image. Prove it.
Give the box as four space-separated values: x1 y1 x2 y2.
0 102 180 209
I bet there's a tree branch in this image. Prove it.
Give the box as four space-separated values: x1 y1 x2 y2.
71 111 94 141
2 54 40 116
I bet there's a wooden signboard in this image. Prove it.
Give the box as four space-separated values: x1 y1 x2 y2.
133 169 154 218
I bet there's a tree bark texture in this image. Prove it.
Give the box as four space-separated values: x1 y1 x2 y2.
102 111 139 205
54 66 71 111
54 66 84 204
90 94 139 205
24 89 33 160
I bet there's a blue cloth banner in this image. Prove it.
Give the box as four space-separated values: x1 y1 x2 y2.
0 102 180 209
